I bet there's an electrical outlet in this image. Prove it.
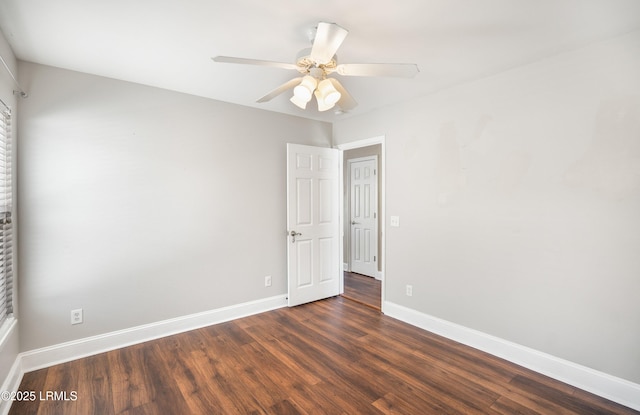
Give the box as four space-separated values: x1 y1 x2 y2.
265 275 272 287
406 285 413 297
71 308 83 325
390 216 400 227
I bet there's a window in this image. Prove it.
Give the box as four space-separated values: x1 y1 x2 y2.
0 105 13 327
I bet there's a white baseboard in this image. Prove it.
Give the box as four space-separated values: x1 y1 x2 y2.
0 321 23 415
20 295 287 373
0 358 22 415
383 301 640 412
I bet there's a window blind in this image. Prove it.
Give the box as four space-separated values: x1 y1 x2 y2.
0 107 13 326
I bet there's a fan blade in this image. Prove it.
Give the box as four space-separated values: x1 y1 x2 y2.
310 22 349 65
257 77 303 103
212 56 298 71
336 63 419 78
328 78 357 111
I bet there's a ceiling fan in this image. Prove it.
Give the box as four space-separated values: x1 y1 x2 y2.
212 22 419 113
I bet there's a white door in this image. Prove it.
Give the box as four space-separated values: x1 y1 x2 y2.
349 157 378 278
287 143 341 307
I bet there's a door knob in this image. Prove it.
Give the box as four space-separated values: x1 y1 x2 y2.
351 220 360 225
290 230 302 243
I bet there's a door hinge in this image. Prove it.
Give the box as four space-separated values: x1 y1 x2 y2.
374 256 377 262
374 212 377 219
374 169 377 175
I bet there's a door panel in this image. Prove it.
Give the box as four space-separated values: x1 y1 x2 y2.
319 178 333 223
296 240 313 287
297 178 312 225
287 144 340 307
319 237 334 282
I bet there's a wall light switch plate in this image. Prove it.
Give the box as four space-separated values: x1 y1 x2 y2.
390 216 400 227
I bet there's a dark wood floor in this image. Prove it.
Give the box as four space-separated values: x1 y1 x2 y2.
342 271 381 310
10 297 638 415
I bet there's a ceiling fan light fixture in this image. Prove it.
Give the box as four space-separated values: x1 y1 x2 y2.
314 89 335 112
213 21 419 114
290 94 309 109
315 79 342 110
293 75 317 102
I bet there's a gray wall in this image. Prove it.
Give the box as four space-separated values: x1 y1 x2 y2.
333 31 640 384
16 62 331 351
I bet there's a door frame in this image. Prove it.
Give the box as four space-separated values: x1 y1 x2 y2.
336 136 386 313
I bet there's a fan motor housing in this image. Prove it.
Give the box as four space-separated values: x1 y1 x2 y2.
295 48 337 75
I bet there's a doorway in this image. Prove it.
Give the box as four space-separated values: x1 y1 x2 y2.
338 137 385 311
348 156 378 278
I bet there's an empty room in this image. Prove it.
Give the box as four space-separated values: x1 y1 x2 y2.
0 1 639 414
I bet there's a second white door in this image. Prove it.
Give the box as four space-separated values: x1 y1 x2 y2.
349 157 378 278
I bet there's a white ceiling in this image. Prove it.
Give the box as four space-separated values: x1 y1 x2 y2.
1 0 639 122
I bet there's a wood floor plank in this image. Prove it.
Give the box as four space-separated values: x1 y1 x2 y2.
571 386 640 415
508 375 631 415
40 361 78 415
9 367 46 415
108 344 153 414
258 314 384 411
266 399 307 415
355 329 509 413
8 296 640 415
490 395 548 415
373 391 460 415
362 345 494 414
188 330 271 414
354 351 472 415
342 272 381 310
243 323 323 386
